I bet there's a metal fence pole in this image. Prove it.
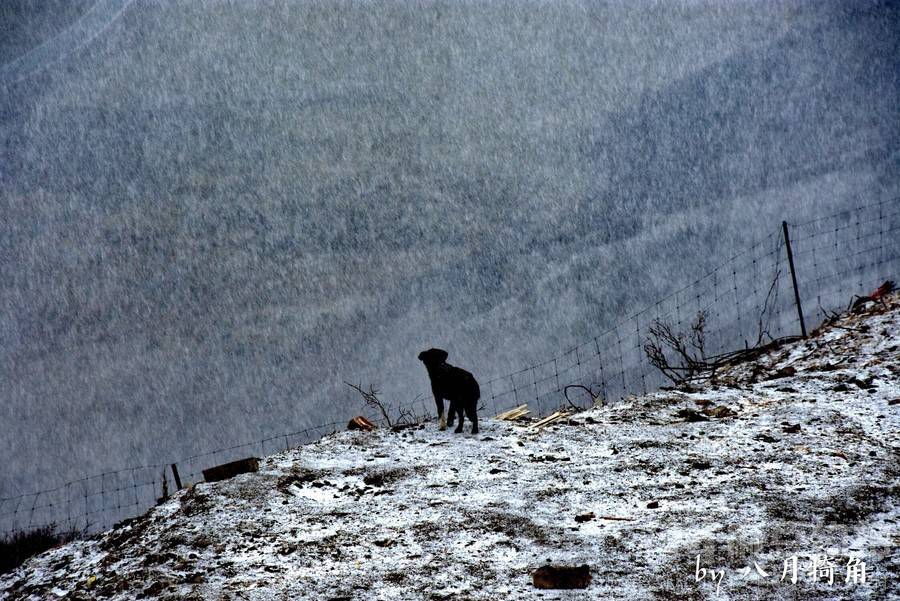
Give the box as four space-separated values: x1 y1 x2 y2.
782 220 807 338
170 464 183 490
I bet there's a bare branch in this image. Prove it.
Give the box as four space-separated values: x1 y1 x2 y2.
643 311 711 385
345 381 392 426
344 382 420 429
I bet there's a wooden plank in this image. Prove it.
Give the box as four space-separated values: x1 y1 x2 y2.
505 407 530 420
495 404 530 420
531 410 571 429
495 404 527 419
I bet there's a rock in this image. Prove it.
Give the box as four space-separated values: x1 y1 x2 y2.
574 512 595 523
850 377 874 389
202 457 259 483
363 473 385 486
141 581 166 597
646 501 659 509
532 564 592 589
347 416 376 431
888 398 900 406
276 469 323 494
782 424 801 434
675 408 709 422
701 405 737 418
767 366 796 379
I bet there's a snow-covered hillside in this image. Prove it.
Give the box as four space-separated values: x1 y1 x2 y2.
2 297 898 600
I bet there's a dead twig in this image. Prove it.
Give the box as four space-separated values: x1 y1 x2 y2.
344 382 418 428
643 310 710 385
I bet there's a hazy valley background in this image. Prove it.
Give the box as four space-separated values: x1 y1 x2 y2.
1 0 898 498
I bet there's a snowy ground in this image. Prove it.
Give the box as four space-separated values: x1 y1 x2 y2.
2 297 899 600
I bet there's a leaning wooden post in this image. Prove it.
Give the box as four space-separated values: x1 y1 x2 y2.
170 464 183 490
782 221 807 338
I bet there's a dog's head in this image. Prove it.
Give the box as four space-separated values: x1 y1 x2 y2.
418 348 449 367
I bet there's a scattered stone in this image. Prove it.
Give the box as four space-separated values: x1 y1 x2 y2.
347 416 377 431
574 512 595 523
277 470 323 494
701 405 737 418
363 474 385 487
529 454 570 463
141 581 166 597
646 501 659 509
675 408 709 422
782 424 802 434
532 564 592 589
767 366 796 379
888 399 900 406
849 377 874 389
202 457 259 483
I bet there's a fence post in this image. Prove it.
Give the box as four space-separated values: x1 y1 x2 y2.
170 464 183 490
782 221 807 338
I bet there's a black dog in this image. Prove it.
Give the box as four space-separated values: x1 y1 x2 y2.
418 348 479 434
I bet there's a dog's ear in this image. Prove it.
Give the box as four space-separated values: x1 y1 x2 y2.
418 348 449 364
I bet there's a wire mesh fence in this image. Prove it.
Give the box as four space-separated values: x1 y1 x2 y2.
481 229 795 417
2 198 898 541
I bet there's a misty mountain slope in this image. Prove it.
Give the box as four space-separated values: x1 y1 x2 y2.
3 297 898 600
585 1 900 216
3 0 899 501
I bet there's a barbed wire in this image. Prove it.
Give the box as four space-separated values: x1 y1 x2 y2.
2 198 898 539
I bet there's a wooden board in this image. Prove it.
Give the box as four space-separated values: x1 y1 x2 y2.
531 410 571 429
495 404 530 421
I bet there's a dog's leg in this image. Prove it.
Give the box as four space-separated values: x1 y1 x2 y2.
446 400 456 428
465 402 479 434
436 397 446 431
454 403 465 434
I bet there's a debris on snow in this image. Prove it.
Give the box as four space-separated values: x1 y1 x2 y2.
201 457 260 483
531 564 592 589
347 416 377 431
2 295 899 600
495 404 530 421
